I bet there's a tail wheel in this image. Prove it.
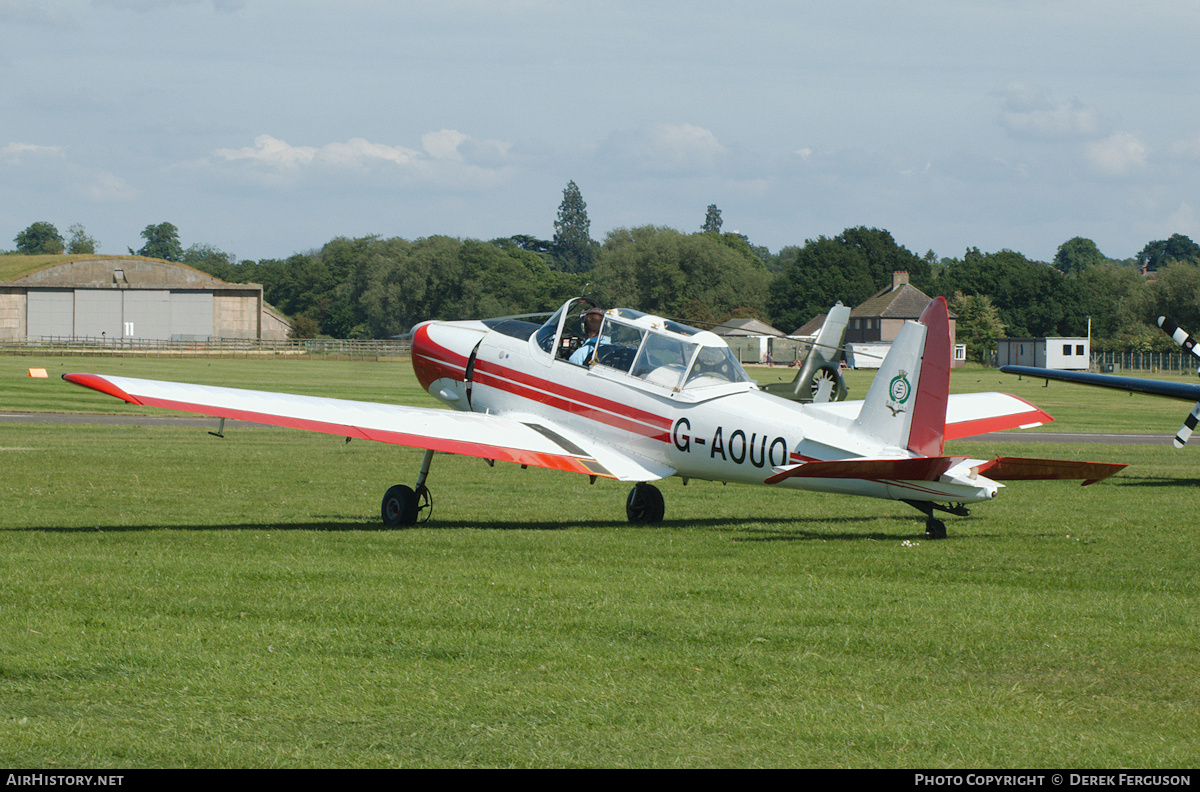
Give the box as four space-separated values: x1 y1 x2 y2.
381 484 432 527
626 483 665 524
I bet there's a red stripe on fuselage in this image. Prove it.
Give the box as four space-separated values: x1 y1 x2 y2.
412 324 672 442
471 360 671 441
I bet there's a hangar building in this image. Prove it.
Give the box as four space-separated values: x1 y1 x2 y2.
0 257 290 342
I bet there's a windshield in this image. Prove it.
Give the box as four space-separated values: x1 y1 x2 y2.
683 344 752 389
535 297 598 358
589 317 646 372
631 333 697 390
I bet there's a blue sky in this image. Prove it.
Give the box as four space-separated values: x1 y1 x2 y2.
3 0 1199 264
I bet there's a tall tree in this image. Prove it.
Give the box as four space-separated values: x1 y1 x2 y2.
552 180 596 273
1137 233 1200 272
66 223 98 254
1053 236 1107 274
767 227 930 332
594 226 771 325
14 221 65 254
936 248 1087 337
702 204 723 233
949 291 1005 363
135 222 183 262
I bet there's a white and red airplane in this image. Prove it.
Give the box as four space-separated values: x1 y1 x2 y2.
64 296 1124 538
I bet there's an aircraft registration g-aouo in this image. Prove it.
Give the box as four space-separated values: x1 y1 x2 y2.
64 295 1125 538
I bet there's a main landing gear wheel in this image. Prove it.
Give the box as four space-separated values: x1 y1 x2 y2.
381 484 432 527
925 517 947 540
902 499 960 540
626 482 665 524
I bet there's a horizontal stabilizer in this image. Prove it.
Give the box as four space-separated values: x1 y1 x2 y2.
765 456 969 485
974 457 1126 486
944 392 1053 439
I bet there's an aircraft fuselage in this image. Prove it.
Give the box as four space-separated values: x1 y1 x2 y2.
411 310 999 505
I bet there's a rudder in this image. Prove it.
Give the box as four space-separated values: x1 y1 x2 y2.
852 297 950 456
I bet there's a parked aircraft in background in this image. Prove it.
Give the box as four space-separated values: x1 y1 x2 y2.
64 296 1124 538
1002 317 1200 448
761 302 851 403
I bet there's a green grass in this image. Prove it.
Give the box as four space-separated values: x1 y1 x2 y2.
1 357 1198 767
0 253 165 283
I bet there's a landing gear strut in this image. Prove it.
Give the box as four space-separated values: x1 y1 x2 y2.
903 500 969 540
381 449 435 527
626 482 665 524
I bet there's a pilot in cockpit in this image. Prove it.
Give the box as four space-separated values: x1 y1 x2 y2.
568 307 606 365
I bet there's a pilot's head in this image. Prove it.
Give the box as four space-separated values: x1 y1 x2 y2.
583 307 604 336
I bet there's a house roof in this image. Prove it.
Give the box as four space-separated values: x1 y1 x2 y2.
851 282 937 319
712 316 784 337
791 313 826 337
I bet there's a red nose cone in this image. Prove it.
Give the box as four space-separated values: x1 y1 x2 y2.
411 323 440 392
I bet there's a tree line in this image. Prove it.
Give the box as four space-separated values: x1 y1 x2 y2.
9 183 1200 357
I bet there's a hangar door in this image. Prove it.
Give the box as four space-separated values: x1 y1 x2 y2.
25 290 216 341
26 290 75 338
169 292 214 340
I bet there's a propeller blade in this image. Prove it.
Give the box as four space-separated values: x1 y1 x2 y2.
1174 401 1200 448
1157 316 1200 361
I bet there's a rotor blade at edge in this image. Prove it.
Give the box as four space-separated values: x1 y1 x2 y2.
1173 401 1200 448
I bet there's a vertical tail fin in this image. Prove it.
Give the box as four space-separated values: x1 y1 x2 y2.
852 297 951 456
762 302 850 403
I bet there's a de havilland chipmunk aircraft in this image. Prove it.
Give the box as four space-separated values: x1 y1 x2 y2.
63 295 1125 538
1003 316 1200 449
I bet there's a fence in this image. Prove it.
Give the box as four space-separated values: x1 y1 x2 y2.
1088 351 1196 374
0 336 412 361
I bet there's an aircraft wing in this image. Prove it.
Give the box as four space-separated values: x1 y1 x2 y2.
807 392 1053 440
1000 365 1200 401
62 373 674 482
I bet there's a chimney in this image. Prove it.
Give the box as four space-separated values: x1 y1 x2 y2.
891 271 909 291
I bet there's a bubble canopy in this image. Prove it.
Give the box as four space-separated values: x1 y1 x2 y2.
535 298 753 393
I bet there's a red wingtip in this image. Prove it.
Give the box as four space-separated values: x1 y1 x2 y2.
62 373 143 405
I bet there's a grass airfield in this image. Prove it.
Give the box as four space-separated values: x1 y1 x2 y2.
1 356 1198 767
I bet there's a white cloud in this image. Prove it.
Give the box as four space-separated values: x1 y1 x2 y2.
0 0 75 28
599 123 727 175
1170 133 1200 160
1085 132 1147 175
214 135 316 169
1165 202 1198 238
2 141 135 201
422 129 468 161
203 132 515 191
93 0 244 12
73 170 137 202
996 83 1101 139
2 141 65 160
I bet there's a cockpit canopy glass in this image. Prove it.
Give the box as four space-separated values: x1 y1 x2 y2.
534 298 752 391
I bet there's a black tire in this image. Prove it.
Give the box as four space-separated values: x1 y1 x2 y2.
626 483 665 524
925 518 947 540
381 484 419 527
